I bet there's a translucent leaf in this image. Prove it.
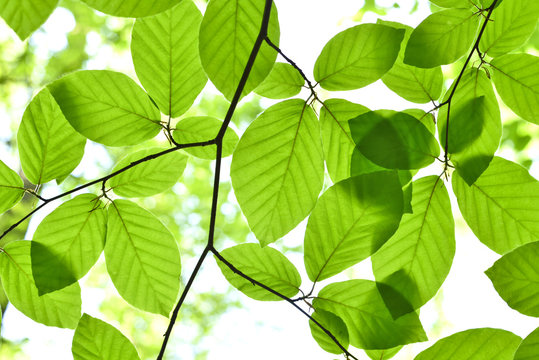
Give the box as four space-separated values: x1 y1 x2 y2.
491 54 539 124
109 148 187 198
80 0 180 17
17 88 86 185
404 9 480 68
105 200 181 316
0 160 24 214
485 241 539 316
231 99 324 246
319 99 370 183
372 176 455 317
438 68 501 185
199 0 280 101
309 309 349 354
514 327 539 360
48 70 162 147
131 1 207 117
403 109 436 135
304 172 403 282
480 0 539 57
254 62 304 99
172 117 238 159
72 314 140 360
429 0 474 7
414 328 521 360
31 194 106 294
379 20 443 104
215 243 301 301
349 110 440 170
365 346 402 360
314 24 404 91
0 241 81 329
452 157 539 254
314 280 427 349
0 0 57 40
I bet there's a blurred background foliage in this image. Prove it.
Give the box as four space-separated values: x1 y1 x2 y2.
0 0 538 359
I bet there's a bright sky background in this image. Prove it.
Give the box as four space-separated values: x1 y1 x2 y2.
1 1 538 359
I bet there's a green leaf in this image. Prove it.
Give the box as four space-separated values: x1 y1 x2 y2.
491 54 539 124
404 9 480 68
319 99 370 183
172 117 239 159
372 176 455 316
309 309 349 354
365 346 402 360
514 327 539 360
314 24 404 91
31 194 106 295
215 243 301 301
0 0 57 40
438 68 501 185
72 314 140 360
349 110 440 170
231 99 324 246
429 0 473 6
379 20 443 104
254 62 305 99
80 0 180 17
0 241 81 329
304 172 403 282
452 157 539 254
48 70 162 147
0 160 24 214
480 0 539 57
109 148 187 198
414 328 521 360
17 88 86 185
485 241 539 316
314 280 427 349
403 109 436 135
105 200 181 316
131 1 207 118
199 0 280 101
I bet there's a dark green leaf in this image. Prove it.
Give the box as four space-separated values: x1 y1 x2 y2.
309 309 349 354
514 327 539 360
80 0 181 17
0 160 24 214
48 70 162 147
314 24 405 90
0 0 57 40
254 62 304 99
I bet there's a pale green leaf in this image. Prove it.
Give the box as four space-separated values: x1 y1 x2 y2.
72 314 140 360
80 0 180 17
231 99 324 246
514 327 539 360
172 116 238 159
319 99 370 183
109 148 187 198
0 160 24 214
48 70 162 147
480 0 539 57
309 309 349 354
453 157 539 254
414 328 521 360
131 1 207 117
314 24 404 91
215 243 301 301
199 0 280 101
438 68 501 185
314 280 427 349
379 20 443 104
349 110 440 170
404 9 480 68
304 172 403 282
485 241 539 316
372 176 455 316
0 0 57 40
105 200 181 316
17 88 86 185
254 62 304 99
365 346 403 360
0 241 81 329
491 54 539 124
31 194 106 294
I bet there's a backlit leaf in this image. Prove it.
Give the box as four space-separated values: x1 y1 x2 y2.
80 0 180 17
309 309 349 354
429 0 474 7
365 346 402 360
0 160 24 214
0 0 57 40
514 327 539 360
439 96 485 153
254 62 304 99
